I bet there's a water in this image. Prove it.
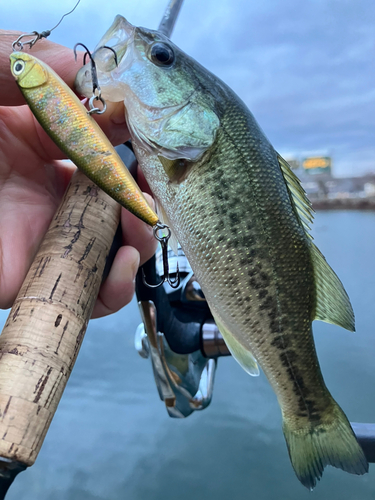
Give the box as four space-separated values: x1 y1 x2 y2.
1 211 374 499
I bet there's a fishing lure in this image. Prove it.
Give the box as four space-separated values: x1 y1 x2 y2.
10 51 159 226
10 50 180 287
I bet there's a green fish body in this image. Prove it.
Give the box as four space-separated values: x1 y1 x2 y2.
76 15 368 488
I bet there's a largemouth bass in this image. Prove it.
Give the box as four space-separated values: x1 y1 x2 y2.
75 16 368 488
9 51 159 227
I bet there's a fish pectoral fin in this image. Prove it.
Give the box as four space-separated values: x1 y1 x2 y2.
211 312 259 376
155 199 179 255
158 156 194 184
311 243 355 331
277 153 314 236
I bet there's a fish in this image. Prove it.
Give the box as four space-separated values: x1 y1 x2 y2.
9 51 159 227
75 15 369 488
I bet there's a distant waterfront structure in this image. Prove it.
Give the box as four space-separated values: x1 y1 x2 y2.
283 154 375 210
302 156 332 175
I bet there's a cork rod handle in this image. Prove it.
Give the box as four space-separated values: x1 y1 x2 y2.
0 170 120 466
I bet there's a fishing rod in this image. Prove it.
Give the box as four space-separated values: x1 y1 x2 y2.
0 0 373 496
0 1 185 498
158 0 184 36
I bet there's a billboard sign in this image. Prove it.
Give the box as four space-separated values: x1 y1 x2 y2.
302 156 332 175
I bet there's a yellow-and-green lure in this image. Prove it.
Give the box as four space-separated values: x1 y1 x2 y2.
10 51 159 227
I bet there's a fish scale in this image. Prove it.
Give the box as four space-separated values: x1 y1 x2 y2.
73 14 368 488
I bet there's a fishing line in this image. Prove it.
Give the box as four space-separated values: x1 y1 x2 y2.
1 0 82 50
48 0 81 33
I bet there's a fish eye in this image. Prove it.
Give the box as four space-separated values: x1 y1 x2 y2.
13 60 25 75
150 43 175 67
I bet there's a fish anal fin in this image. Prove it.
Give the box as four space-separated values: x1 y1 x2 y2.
211 311 259 376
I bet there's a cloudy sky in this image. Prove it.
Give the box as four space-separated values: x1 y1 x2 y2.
2 0 375 177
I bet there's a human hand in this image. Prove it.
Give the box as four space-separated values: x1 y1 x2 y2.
0 33 157 318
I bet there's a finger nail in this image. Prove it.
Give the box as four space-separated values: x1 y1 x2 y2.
132 251 140 280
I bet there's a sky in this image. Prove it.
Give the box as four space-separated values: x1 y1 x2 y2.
2 0 375 177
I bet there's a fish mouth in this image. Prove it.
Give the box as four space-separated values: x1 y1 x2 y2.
93 15 135 71
74 15 135 98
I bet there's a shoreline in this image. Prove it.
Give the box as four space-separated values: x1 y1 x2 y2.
312 197 375 211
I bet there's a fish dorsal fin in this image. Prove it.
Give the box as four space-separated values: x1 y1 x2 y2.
211 311 259 376
277 153 355 332
277 153 314 236
311 243 355 331
155 199 179 255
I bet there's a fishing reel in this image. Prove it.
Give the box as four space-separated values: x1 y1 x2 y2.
135 247 230 418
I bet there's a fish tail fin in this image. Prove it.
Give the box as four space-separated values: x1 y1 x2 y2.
282 402 368 490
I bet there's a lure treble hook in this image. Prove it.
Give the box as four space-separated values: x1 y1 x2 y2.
12 31 51 51
74 43 118 115
143 223 180 289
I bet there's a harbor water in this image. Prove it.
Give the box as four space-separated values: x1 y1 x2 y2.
1 210 374 499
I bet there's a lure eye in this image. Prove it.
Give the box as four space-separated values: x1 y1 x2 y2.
150 43 175 67
13 60 25 75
